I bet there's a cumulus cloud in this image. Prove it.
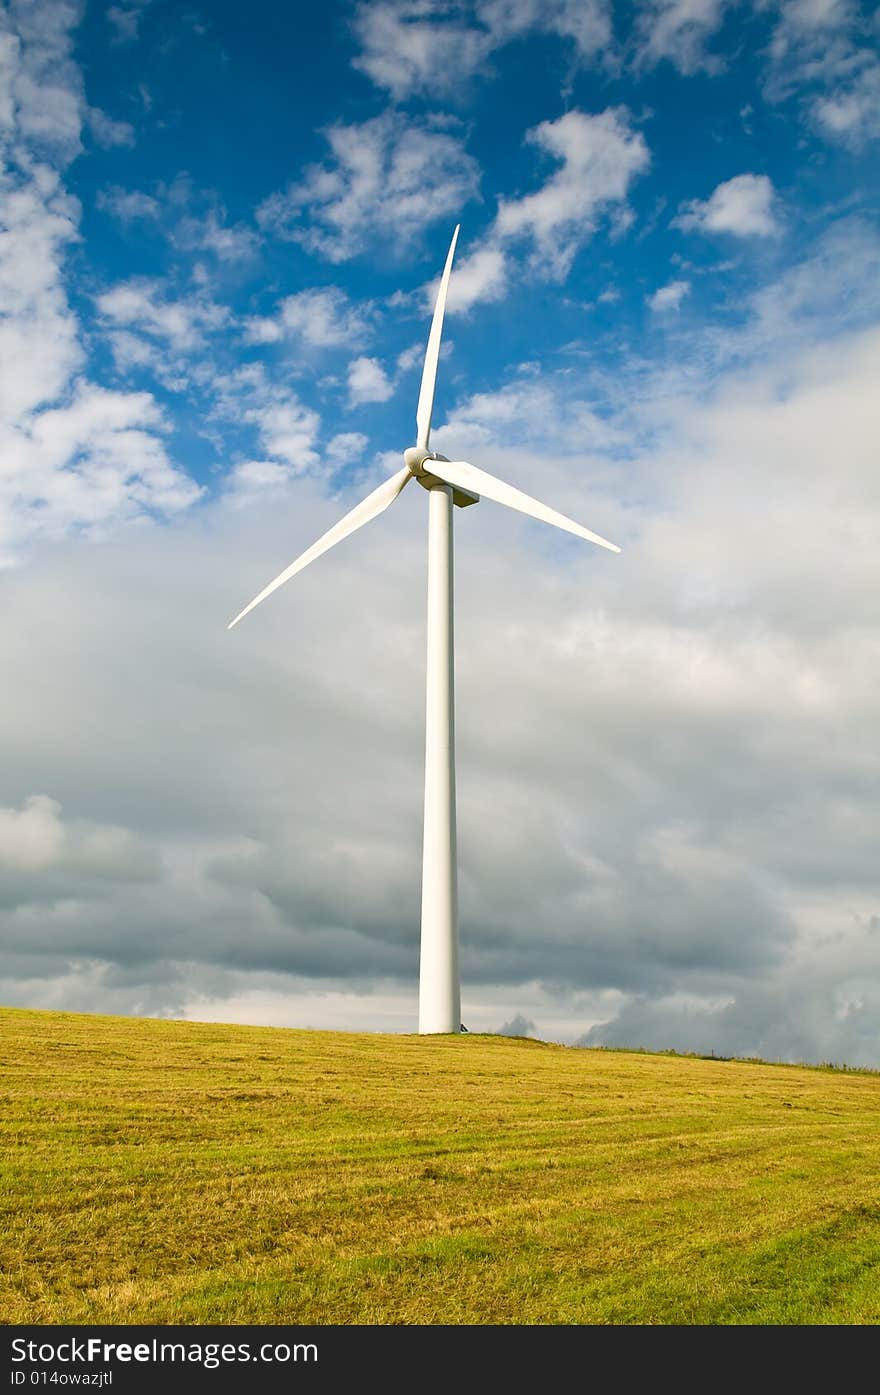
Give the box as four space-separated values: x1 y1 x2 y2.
212 362 322 472
106 2 150 45
97 181 259 267
0 5 198 563
813 63 880 145
252 401 322 468
352 1 493 99
3 0 86 160
432 375 626 455
244 287 369 349
327 431 369 463
441 245 508 313
96 278 229 351
634 0 730 75
0 165 82 421
347 355 394 407
674 174 779 237
95 276 230 390
226 460 295 496
172 207 259 263
256 113 480 263
647 278 690 311
419 107 649 313
351 0 612 100
734 217 880 360
1 381 200 561
495 108 650 277
763 0 880 147
0 794 159 880
85 105 135 148
96 185 160 222
481 0 611 59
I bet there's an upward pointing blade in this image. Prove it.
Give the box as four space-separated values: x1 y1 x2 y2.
430 458 621 553
415 225 460 452
227 465 413 630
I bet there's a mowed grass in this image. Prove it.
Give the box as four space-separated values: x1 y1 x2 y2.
1 1007 879 1325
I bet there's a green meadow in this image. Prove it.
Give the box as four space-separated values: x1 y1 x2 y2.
1 1005 879 1325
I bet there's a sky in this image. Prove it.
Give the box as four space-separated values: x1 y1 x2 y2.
1 0 879 1064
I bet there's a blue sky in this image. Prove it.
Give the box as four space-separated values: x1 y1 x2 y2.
41 0 878 500
1 0 879 1061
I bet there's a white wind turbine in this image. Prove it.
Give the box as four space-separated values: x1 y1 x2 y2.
228 226 620 1034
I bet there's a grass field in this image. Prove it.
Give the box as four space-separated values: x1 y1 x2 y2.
2 1006 879 1325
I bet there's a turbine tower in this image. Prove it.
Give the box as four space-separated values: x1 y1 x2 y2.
228 226 620 1034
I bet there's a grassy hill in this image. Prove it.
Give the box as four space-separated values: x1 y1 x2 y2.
1 1006 879 1325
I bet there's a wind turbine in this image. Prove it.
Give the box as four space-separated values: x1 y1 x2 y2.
228 226 620 1034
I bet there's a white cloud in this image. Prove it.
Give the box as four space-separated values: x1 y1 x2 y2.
768 0 856 67
0 794 158 879
352 1 493 100
104 329 157 371
98 185 259 261
0 165 82 420
0 3 199 562
647 278 691 311
0 381 200 560
419 240 511 321
327 431 369 463
253 401 322 468
0 29 18 134
396 342 425 373
432 373 626 457
3 0 85 161
764 0 880 147
813 63 880 144
227 460 295 495
96 279 229 351
481 0 611 58
173 207 259 263
96 185 160 221
634 0 730 75
256 112 480 263
443 244 508 312
351 0 612 100
347 355 394 407
494 108 650 276
106 2 150 45
674 173 779 237
86 104 134 148
244 287 369 349
213 363 322 473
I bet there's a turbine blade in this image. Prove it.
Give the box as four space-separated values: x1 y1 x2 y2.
416 224 460 451
431 459 620 554
227 466 412 630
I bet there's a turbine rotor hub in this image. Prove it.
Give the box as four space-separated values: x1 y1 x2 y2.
404 447 478 507
404 446 448 477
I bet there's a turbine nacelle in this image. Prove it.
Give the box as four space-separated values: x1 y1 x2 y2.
404 446 480 508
